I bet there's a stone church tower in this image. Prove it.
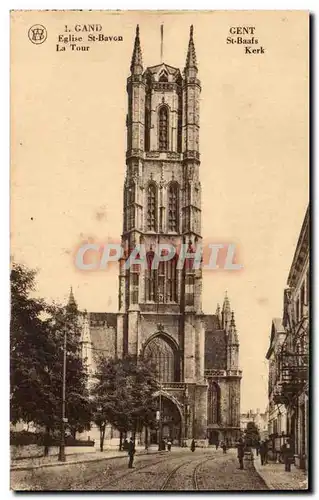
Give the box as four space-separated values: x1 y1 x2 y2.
78 25 242 448
116 25 207 445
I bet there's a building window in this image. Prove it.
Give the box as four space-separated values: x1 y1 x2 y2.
185 274 194 306
159 107 169 151
144 336 175 383
159 70 168 82
208 382 221 424
167 257 177 302
147 183 157 231
145 107 151 152
130 271 139 305
126 183 135 230
168 182 179 232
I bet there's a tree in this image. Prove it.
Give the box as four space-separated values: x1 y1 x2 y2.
245 421 260 448
10 263 56 430
10 262 92 455
92 355 158 451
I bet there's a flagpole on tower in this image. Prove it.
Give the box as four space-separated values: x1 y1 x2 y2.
160 24 164 63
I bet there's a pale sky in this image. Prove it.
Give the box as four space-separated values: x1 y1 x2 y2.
11 11 309 412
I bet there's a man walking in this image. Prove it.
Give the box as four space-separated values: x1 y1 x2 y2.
237 438 245 470
191 438 196 452
128 437 136 469
281 439 293 472
260 441 265 465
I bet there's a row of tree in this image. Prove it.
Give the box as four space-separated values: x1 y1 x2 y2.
10 262 159 454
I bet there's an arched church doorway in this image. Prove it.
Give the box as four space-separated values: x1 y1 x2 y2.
208 430 220 446
150 396 182 446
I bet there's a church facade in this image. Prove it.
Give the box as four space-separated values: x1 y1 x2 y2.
79 25 242 448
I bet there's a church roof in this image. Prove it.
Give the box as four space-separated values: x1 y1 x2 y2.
205 329 227 370
88 312 117 361
203 314 221 331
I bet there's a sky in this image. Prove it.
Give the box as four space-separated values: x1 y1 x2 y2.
11 10 309 412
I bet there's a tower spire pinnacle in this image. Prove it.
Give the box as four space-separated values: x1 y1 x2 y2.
229 310 239 345
184 25 197 73
130 25 143 74
222 290 231 313
67 286 77 312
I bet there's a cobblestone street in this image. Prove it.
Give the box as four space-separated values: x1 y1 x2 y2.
11 449 268 491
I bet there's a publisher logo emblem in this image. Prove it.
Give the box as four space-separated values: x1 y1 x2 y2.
28 25 47 45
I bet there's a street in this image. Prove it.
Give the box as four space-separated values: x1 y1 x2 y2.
11 448 268 491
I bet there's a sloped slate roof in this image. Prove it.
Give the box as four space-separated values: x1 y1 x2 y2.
205 329 227 370
89 312 117 360
203 314 221 332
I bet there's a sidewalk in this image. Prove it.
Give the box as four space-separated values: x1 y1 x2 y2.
11 446 165 472
253 453 308 491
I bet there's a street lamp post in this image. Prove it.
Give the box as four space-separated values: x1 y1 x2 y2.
58 328 67 462
158 389 162 451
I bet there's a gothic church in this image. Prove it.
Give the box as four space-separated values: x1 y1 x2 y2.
79 25 242 447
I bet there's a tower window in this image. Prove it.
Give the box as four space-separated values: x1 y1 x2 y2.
208 382 221 425
147 183 157 231
168 183 179 232
159 107 169 151
145 106 151 152
126 183 135 230
159 70 168 82
166 257 177 302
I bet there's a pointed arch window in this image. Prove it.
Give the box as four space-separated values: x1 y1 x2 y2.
168 183 179 232
126 183 136 230
144 336 175 382
147 183 157 231
208 382 221 425
166 256 177 302
159 70 168 82
159 106 169 151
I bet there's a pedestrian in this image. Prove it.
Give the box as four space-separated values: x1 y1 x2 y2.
167 439 172 451
222 442 227 454
260 441 266 466
256 441 260 457
123 438 129 451
191 438 196 452
237 438 244 470
281 439 293 472
128 437 135 469
215 440 219 450
264 440 269 464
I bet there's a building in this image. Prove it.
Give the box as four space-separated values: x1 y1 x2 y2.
266 205 309 469
240 408 268 441
79 25 242 448
266 318 288 458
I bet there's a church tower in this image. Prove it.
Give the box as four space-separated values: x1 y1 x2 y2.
117 25 207 445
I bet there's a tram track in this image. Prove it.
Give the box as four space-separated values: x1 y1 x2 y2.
192 455 216 490
72 452 167 490
160 454 216 491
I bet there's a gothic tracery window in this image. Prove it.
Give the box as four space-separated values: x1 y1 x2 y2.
147 183 157 231
168 183 179 232
166 257 177 302
208 382 221 425
159 106 169 151
126 183 135 230
144 336 175 383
